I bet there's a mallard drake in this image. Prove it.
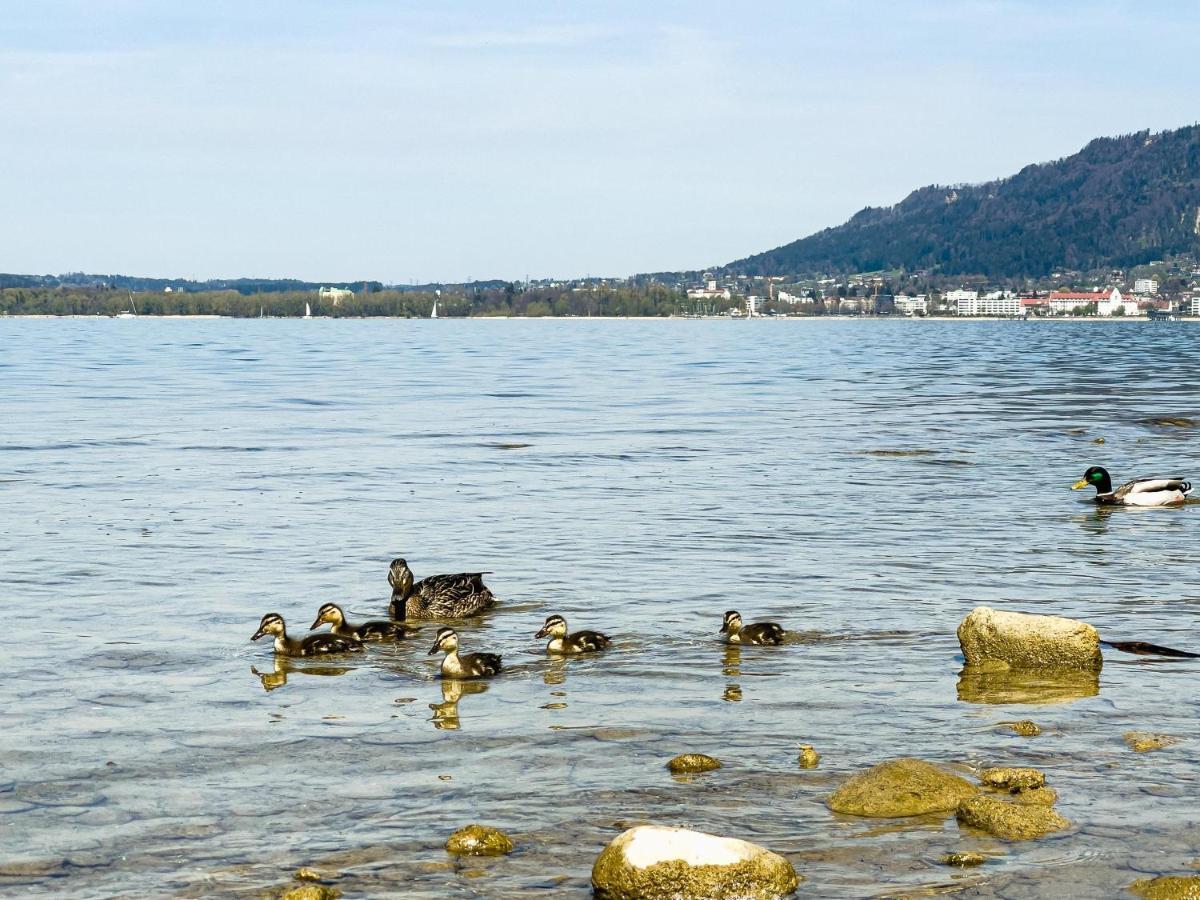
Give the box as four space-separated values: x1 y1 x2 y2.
1072 466 1192 507
428 626 502 678
388 557 496 619
721 610 784 646
251 612 364 657
310 602 415 642
535 614 611 654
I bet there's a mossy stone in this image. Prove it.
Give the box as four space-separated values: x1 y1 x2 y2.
828 758 978 818
940 851 988 867
956 795 1069 840
667 753 722 774
1129 875 1200 898
591 825 799 900
980 767 1046 793
1125 731 1182 753
797 746 821 769
280 886 340 900
1010 786 1058 807
1005 720 1042 736
957 607 1102 671
445 824 515 856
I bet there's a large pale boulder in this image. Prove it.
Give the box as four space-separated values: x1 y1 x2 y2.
591 825 799 899
957 607 1102 671
828 758 978 818
1129 875 1200 899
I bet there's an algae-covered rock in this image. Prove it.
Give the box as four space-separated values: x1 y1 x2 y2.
1011 786 1058 807
1003 720 1042 736
1125 731 1182 753
957 665 1099 705
797 746 821 769
280 886 340 900
956 795 1069 840
667 753 722 774
940 851 988 867
958 607 1102 671
980 767 1046 793
591 825 799 899
828 758 978 818
445 824 515 856
294 868 324 883
1129 875 1200 898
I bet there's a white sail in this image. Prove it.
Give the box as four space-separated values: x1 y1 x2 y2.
303 303 312 319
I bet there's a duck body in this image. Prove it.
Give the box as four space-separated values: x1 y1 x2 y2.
252 613 364 658
535 614 611 654
311 603 414 642
429 627 502 678
1073 466 1192 507
721 610 785 646
389 558 496 619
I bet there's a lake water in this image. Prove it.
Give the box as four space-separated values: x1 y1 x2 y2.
2 317 1200 898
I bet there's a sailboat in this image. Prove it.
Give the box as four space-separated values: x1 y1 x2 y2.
303 302 312 319
116 290 138 318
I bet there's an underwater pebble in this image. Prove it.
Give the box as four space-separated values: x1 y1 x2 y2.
940 851 988 867
1002 720 1042 737
445 824 515 856
667 753 722 774
1125 731 1182 753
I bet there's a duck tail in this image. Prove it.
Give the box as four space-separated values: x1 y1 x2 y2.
1183 481 1193 496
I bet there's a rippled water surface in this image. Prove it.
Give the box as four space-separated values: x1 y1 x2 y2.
3 318 1200 898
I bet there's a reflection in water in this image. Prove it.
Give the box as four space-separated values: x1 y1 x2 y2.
1075 506 1117 536
429 679 489 730
250 659 351 692
543 657 567 686
956 665 1100 705
722 645 742 677
723 684 743 702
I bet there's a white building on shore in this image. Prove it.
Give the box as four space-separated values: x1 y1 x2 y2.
1133 278 1159 295
1047 288 1137 316
955 291 1021 316
319 286 354 305
894 294 927 315
687 279 732 304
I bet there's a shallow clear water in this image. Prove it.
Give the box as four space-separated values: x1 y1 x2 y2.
2 318 1200 898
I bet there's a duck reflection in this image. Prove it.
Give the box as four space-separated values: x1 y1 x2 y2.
722 645 742 677
543 657 568 686
429 678 489 730
1075 505 1117 536
956 665 1100 705
722 684 743 702
251 658 351 692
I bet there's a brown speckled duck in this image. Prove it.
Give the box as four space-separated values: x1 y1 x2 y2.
388 557 496 619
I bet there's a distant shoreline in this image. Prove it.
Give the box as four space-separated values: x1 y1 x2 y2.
1 313 1194 323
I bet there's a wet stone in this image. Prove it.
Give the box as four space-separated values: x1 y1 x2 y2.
445 824 515 856
1010 787 1058 807
797 746 821 769
1125 731 1182 753
980 767 1047 793
1003 720 1042 737
956 795 1070 841
1128 875 1200 899
941 851 988 867
295 868 325 882
667 754 722 774
279 885 340 900
828 758 978 818
958 606 1102 671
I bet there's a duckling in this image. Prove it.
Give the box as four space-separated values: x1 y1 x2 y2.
535 614 611 654
310 602 415 642
721 610 784 646
251 612 364 657
389 557 497 619
1072 465 1192 507
428 626 502 678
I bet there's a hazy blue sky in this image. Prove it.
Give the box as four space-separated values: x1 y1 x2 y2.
2 1 1196 282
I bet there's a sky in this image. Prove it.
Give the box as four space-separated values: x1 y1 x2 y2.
2 1 1197 283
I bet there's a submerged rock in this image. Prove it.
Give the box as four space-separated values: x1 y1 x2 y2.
445 824 515 856
956 795 1070 841
797 746 821 769
1129 875 1200 898
294 868 324 883
667 754 722 774
957 607 1102 671
1125 731 1182 753
828 758 978 818
1011 787 1058 807
591 825 799 899
940 851 988 867
1003 720 1042 736
980 767 1047 793
279 886 340 900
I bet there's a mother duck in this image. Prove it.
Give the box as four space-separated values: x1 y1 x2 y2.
1072 466 1192 507
388 557 497 619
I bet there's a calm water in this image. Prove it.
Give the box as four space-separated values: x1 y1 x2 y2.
3 318 1200 898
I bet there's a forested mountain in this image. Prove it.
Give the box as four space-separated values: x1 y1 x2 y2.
727 125 1200 278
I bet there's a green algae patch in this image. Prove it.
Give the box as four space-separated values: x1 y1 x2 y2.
980 767 1047 793
828 758 978 818
667 753 722 774
1124 731 1182 753
956 795 1069 841
591 825 799 900
1129 875 1200 898
445 824 515 856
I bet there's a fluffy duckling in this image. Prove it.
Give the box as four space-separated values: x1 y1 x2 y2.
721 610 785 646
428 626 502 678
310 602 415 642
388 557 496 620
251 612 364 657
535 614 611 654
1072 465 1192 507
